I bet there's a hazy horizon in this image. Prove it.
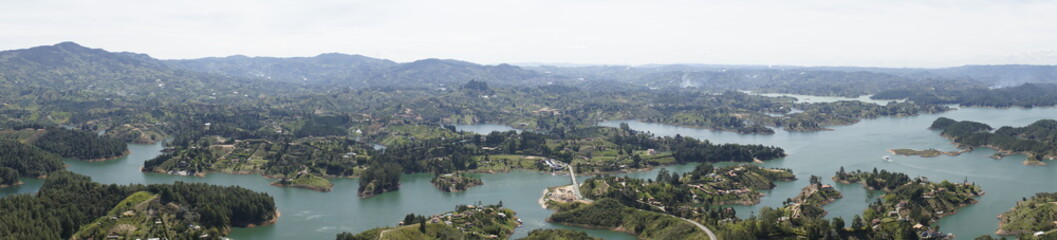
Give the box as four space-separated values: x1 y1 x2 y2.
3 0 1056 68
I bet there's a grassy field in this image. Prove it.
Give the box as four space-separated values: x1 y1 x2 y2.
0 129 46 143
890 148 966 158
475 154 541 171
377 124 468 146
288 173 333 191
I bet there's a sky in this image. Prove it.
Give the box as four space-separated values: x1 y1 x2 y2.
1 0 1056 68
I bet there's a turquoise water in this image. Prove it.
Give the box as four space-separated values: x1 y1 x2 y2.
753 92 905 105
601 107 1057 238
1 139 633 239
3 107 1056 239
453 124 520 134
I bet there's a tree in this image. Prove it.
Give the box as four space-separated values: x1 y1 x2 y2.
831 217 845 231
0 167 19 185
851 215 864 230
656 168 670 184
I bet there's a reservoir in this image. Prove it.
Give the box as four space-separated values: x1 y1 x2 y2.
4 107 1057 239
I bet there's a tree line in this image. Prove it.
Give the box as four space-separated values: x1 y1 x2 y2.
0 171 277 239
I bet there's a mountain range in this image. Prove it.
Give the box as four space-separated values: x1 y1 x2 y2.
2 42 1056 97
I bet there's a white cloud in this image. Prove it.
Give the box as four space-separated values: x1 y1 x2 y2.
1 0 1055 67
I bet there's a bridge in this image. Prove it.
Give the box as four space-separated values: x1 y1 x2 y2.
565 163 584 200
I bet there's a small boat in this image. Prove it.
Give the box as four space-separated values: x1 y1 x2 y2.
882 156 892 162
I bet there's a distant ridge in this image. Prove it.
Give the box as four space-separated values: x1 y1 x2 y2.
1 42 1055 95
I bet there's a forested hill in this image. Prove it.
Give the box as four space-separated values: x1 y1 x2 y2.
930 117 1057 162
0 42 277 99
164 53 398 86
5 42 1057 97
0 171 277 239
531 66 985 97
166 54 555 88
872 83 1057 108
907 65 1057 87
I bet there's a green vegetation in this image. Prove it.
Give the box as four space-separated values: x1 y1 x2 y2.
335 203 519 240
358 162 403 197
996 192 1057 237
431 172 483 192
31 128 128 161
0 171 277 239
70 191 220 239
780 101 951 131
0 139 64 179
518 229 600 240
836 168 984 239
713 179 844 239
890 148 969 158
548 199 709 240
782 176 843 219
928 118 1057 164
713 169 981 239
873 83 1057 108
273 171 333 192
580 163 795 215
143 121 785 197
0 167 19 187
834 167 911 191
104 123 166 144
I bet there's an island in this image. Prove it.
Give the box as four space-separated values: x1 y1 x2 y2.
579 163 796 207
0 171 278 239
358 162 402 197
996 192 1057 237
925 117 1057 165
547 198 711 240
695 169 981 239
519 229 600 240
335 202 520 240
271 170 333 192
835 167 983 239
889 148 971 158
782 175 843 219
431 172 483 192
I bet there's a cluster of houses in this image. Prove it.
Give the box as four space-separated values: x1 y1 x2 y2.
396 205 521 239
541 158 566 171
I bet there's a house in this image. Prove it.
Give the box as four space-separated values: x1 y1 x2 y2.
919 229 948 239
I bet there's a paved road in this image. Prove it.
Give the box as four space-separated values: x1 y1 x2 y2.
562 162 715 239
677 216 718 240
567 164 583 199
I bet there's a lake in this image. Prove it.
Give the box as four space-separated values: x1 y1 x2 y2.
752 92 905 105
453 123 520 134
3 106 1056 239
601 106 1057 238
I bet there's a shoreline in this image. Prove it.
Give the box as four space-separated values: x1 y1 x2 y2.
243 209 281 228
269 181 332 192
0 181 24 188
617 118 786 135
80 149 132 162
888 148 972 158
946 136 1057 165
